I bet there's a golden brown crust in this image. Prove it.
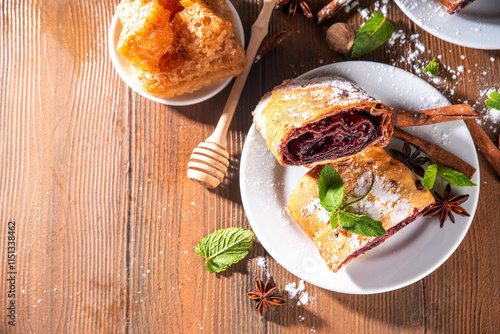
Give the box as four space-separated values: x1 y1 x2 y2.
287 146 435 273
253 76 394 166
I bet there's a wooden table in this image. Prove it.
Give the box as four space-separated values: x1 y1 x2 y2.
1 0 499 333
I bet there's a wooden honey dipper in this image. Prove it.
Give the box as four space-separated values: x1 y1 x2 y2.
187 0 276 188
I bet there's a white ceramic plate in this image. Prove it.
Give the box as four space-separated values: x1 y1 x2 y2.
394 0 500 50
240 61 480 294
108 1 244 105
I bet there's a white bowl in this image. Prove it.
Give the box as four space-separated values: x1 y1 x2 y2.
108 1 245 106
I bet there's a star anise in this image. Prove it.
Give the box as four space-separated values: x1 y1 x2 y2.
389 140 429 177
247 277 286 318
275 0 313 21
424 183 470 228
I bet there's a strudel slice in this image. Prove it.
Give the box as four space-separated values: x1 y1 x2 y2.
287 146 435 273
436 0 478 14
253 76 394 167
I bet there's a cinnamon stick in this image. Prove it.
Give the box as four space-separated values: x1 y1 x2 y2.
464 119 500 178
393 127 476 179
318 0 353 24
395 104 480 127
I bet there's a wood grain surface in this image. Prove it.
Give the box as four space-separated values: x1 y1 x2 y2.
1 0 499 333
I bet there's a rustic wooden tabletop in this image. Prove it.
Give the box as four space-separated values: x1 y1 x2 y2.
1 0 500 333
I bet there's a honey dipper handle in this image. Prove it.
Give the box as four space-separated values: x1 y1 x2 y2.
207 0 276 147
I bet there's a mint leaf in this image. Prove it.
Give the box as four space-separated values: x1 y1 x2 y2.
195 227 254 273
351 12 394 58
422 164 438 189
437 166 477 187
422 57 438 76
485 90 500 111
318 164 344 211
339 212 357 229
340 212 387 237
330 210 341 230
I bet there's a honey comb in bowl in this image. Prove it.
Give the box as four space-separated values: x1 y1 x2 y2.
109 0 245 106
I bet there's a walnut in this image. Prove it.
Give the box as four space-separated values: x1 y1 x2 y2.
326 22 355 55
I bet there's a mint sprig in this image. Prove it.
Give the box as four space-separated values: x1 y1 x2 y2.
422 164 476 189
340 212 388 237
195 227 254 273
485 90 500 111
351 12 394 59
437 166 477 187
422 164 438 189
318 165 386 237
318 163 344 211
422 57 439 76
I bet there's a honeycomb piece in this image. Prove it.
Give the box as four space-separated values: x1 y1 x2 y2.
158 0 184 14
117 0 183 24
116 0 246 98
117 0 174 72
135 0 246 98
201 0 230 17
172 1 233 62
136 43 245 97
117 0 144 25
135 56 244 98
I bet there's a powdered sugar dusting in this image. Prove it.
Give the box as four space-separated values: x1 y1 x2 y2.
347 235 362 250
315 207 331 224
255 256 266 268
343 0 359 13
302 197 319 217
486 108 500 124
298 292 310 306
346 168 412 226
302 197 332 224
384 26 498 135
285 280 305 299
278 76 376 106
390 200 413 223
374 0 390 17
285 280 314 306
479 88 500 127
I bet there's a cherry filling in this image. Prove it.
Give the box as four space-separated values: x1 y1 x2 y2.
336 204 434 272
283 109 384 165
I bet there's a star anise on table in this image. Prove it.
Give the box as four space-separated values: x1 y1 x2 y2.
247 276 286 318
389 140 430 177
424 183 470 228
275 0 313 21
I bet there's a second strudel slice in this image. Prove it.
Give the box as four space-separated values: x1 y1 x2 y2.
287 146 435 273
